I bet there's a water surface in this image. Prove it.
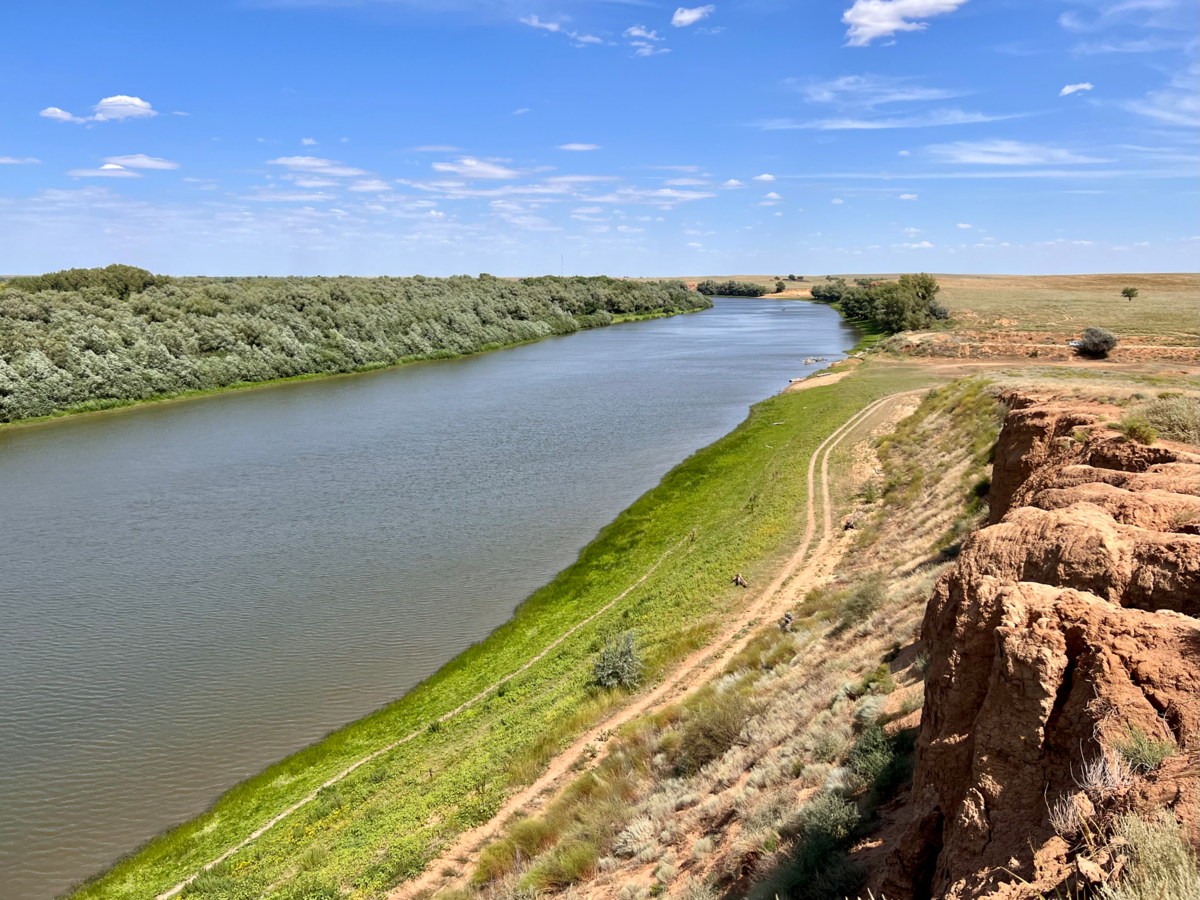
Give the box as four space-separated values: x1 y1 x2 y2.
0 298 857 899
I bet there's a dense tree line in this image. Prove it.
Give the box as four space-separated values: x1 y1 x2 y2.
809 273 949 332
696 279 769 297
0 267 710 423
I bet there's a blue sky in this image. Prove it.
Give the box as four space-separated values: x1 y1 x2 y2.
1 0 1196 276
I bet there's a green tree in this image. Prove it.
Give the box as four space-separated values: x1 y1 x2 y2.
775 280 786 293
1121 286 1139 302
872 284 926 332
898 272 940 304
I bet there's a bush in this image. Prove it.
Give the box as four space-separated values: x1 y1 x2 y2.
809 278 848 303
1134 395 1199 444
1113 726 1176 773
592 631 644 689
695 279 768 297
1099 811 1198 900
838 574 886 628
1118 413 1159 446
675 689 753 775
1079 326 1119 358
848 725 893 784
774 794 865 900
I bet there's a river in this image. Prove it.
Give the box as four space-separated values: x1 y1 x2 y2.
0 297 857 899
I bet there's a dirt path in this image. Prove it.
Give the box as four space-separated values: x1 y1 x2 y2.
391 391 914 900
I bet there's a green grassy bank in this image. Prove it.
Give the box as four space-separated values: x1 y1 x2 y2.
69 360 939 900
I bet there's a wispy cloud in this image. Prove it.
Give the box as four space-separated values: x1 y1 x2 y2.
513 108 531 115
412 145 461 152
431 157 519 179
0 156 40 164
753 173 776 181
67 163 142 178
927 139 1109 164
557 143 600 151
41 95 159 124
794 74 964 107
672 5 715 27
521 15 601 46
347 179 394 192
899 193 918 199
1060 82 1094 95
624 25 664 40
104 154 179 170
765 108 1018 129
268 156 368 176
1122 68 1200 127
842 0 971 46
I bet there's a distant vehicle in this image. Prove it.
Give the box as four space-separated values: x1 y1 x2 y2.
1067 340 1083 348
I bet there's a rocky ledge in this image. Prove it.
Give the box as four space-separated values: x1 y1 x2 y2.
881 392 1199 900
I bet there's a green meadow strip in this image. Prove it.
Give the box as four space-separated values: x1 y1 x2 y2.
70 361 937 900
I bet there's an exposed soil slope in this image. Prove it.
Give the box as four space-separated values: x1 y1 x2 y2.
881 393 1200 900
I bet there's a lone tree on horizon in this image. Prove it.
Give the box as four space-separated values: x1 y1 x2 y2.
1122 286 1139 302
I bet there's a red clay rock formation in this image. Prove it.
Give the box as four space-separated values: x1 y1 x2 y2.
881 394 1200 900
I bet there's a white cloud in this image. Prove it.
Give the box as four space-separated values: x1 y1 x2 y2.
899 193 918 199
67 163 142 178
284 174 339 187
672 5 715 26
557 143 601 151
687 242 703 247
432 157 520 179
521 14 562 31
894 240 934 248
956 222 972 228
0 156 40 164
898 150 911 156
1060 82 1094 96
831 198 844 204
796 74 963 107
268 156 368 176
103 154 179 170
772 108 1016 130
1122 70 1200 127
523 15 601 46
412 145 461 152
92 95 157 121
513 108 531 115
630 41 670 56
348 179 394 192
753 173 776 181
764 191 782 199
665 177 709 185
928 139 1108 164
301 137 318 145
842 0 970 46
721 179 744 188
617 225 644 232
625 25 664 40
40 107 87 123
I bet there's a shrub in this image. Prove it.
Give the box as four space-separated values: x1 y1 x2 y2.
592 631 644 689
1078 326 1119 358
675 689 754 775
695 279 768 297
772 794 865 900
1134 395 1199 444
1118 413 1158 445
838 574 886 629
1113 726 1176 773
1099 811 1198 900
775 281 787 293
848 725 894 784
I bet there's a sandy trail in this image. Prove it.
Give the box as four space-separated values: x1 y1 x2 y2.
391 390 913 899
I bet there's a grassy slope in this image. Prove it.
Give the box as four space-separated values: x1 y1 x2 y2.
70 362 938 900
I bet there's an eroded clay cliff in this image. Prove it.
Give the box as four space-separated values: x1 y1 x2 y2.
882 393 1200 900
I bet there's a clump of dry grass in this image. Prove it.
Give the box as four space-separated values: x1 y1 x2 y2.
1133 395 1199 444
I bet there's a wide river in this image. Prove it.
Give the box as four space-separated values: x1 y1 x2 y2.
0 297 857 899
